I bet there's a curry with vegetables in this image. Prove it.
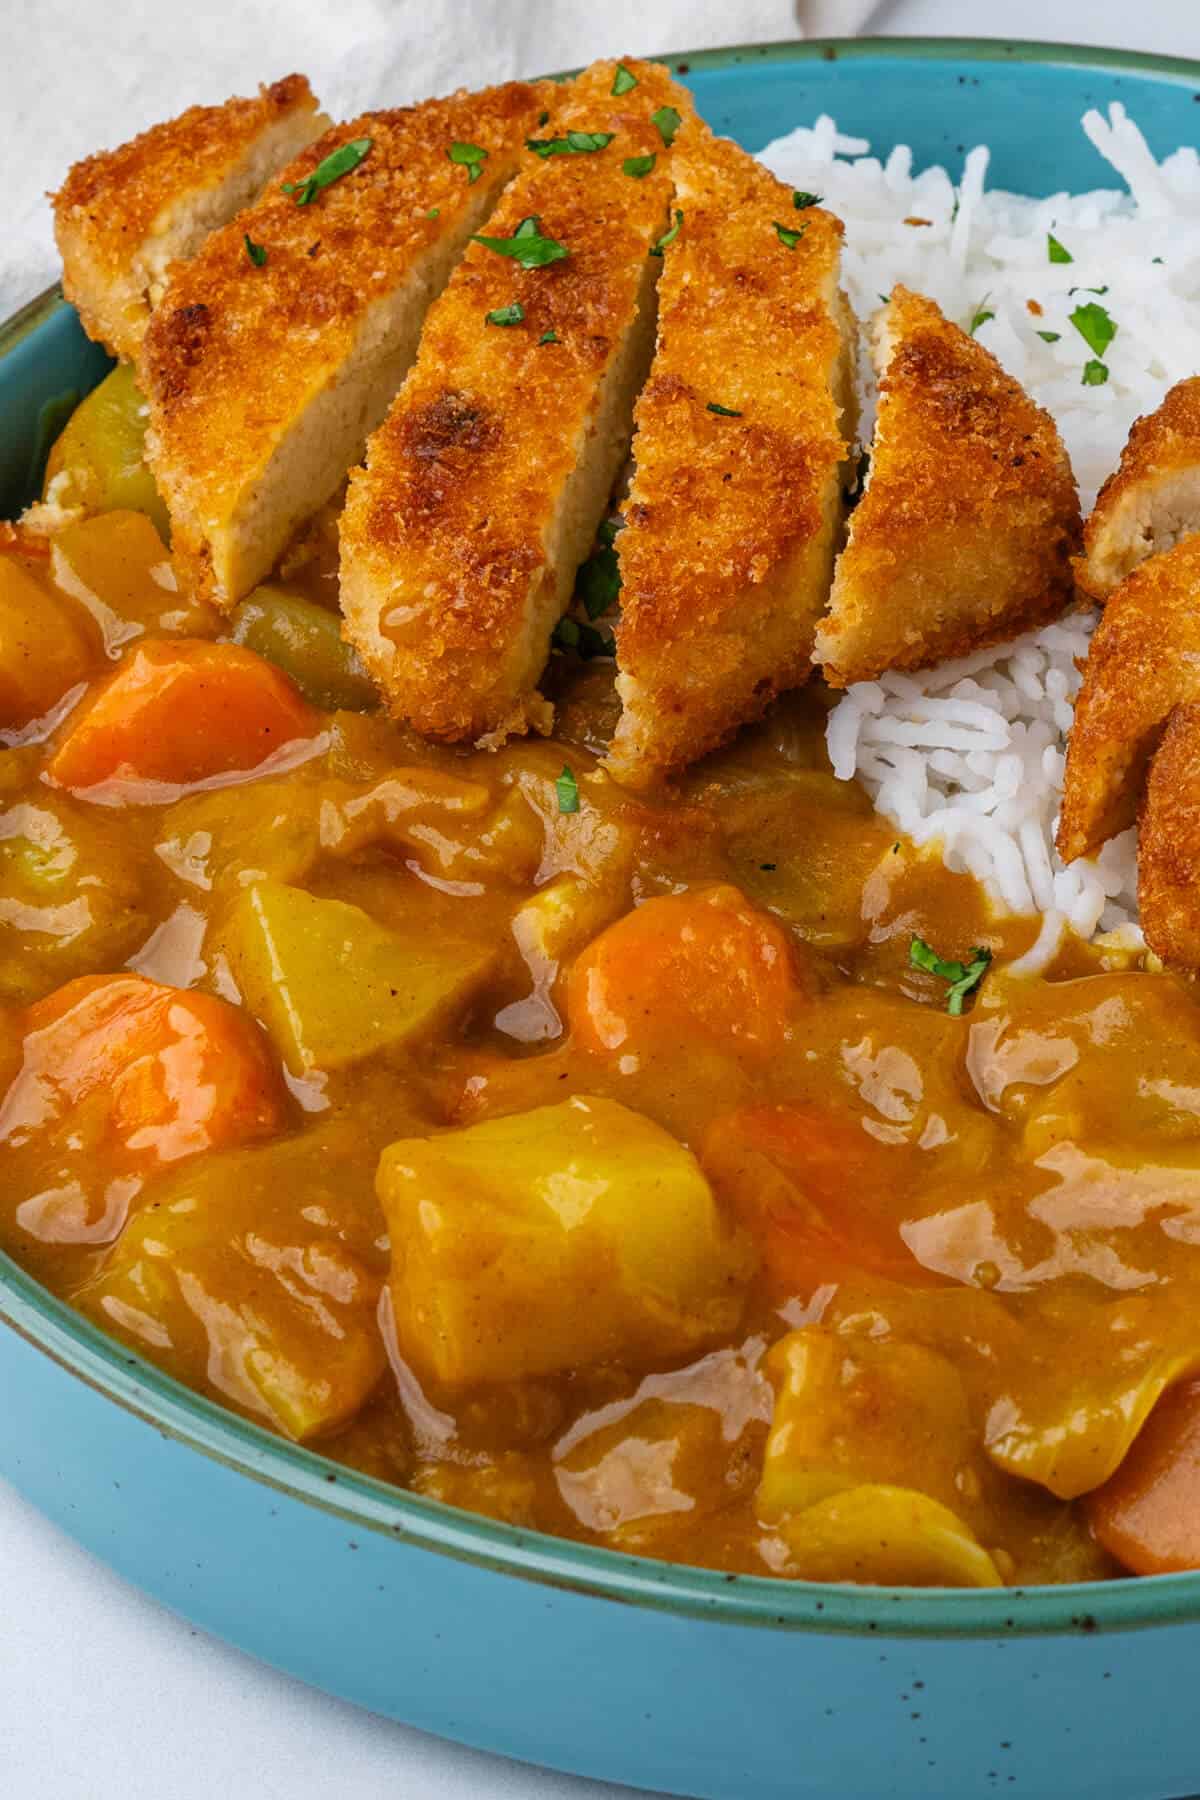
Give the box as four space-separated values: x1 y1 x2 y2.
4 364 1200 1590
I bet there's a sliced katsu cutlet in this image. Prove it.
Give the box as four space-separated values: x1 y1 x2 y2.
339 58 689 744
141 81 554 609
1077 377 1200 600
1137 701 1200 968
603 131 856 789
54 76 327 362
814 286 1081 688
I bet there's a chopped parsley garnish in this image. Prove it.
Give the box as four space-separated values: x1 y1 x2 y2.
539 328 559 344
623 153 657 179
551 616 614 659
1037 329 1061 343
1082 358 1110 386
527 129 614 157
597 517 622 548
650 210 682 255
1069 284 1109 296
448 141 488 183
969 297 994 335
426 207 440 219
576 541 621 618
243 233 267 267
1047 232 1073 264
612 64 638 96
538 110 550 126
486 302 524 326
793 190 822 209
706 401 742 417
556 766 580 814
282 136 372 205
774 220 807 250
909 936 992 1016
651 105 682 146
473 215 569 269
1070 300 1117 359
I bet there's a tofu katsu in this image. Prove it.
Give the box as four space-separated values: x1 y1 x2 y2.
1077 376 1200 600
814 286 1080 687
339 59 688 745
1137 701 1200 966
141 81 554 608
54 76 327 362
604 130 855 789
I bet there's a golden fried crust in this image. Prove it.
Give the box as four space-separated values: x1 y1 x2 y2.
1139 701 1200 968
815 286 1081 687
1058 534 1200 863
1078 377 1200 599
54 76 324 360
142 81 554 606
603 129 853 788
340 59 688 743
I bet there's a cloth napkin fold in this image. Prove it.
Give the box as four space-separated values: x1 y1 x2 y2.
3 0 879 322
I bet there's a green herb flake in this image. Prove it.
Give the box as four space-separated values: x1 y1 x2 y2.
486 302 525 327
551 616 615 660
448 141 488 184
1037 329 1061 343
539 328 559 345
651 105 682 146
527 129 614 158
793 190 822 209
425 207 440 219
473 215 569 269
556 765 580 814
623 153 657 179
243 233 268 267
1082 358 1110 386
1047 232 1073 264
1070 300 1117 359
774 220 807 250
650 210 682 256
577 544 621 619
537 110 550 126
909 936 993 1016
612 64 638 96
969 297 994 336
597 517 623 548
1069 284 1109 296
706 401 742 418
282 136 373 206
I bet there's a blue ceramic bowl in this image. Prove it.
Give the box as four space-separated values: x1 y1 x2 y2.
6 39 1200 1800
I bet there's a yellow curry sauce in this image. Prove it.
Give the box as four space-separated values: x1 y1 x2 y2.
4 370 1200 1589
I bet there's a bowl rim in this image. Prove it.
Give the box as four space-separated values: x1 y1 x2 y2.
7 30 1200 1642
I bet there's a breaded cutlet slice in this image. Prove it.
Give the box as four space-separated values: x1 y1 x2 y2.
603 132 856 789
339 58 688 745
814 286 1081 688
1077 377 1200 600
141 82 554 610
54 76 327 362
1057 535 1200 864
1138 701 1200 968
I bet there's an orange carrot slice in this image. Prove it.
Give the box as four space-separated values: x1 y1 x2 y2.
1087 1375 1200 1574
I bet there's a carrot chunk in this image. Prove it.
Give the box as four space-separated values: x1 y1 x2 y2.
47 639 318 793
1087 1374 1200 1574
2 973 285 1167
568 884 808 1058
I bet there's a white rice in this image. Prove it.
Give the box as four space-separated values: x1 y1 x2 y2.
758 103 1200 964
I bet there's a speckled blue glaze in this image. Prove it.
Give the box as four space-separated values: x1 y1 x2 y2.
6 40 1200 1800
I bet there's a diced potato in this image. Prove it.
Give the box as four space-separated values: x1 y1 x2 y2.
154 778 327 896
377 1095 751 1388
51 510 217 648
0 554 100 728
228 586 378 712
83 1130 387 1440
778 1485 1003 1587
0 796 149 1002
42 362 170 538
512 873 630 971
758 1327 980 1521
222 880 495 1074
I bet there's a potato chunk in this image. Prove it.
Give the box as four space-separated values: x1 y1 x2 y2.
222 880 495 1074
0 553 100 729
377 1095 750 1388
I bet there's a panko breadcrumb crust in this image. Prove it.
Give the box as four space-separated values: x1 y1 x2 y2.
339 58 689 745
1077 376 1200 599
604 126 854 788
1139 699 1200 967
53 75 324 361
141 80 554 607
1058 533 1200 864
815 285 1081 688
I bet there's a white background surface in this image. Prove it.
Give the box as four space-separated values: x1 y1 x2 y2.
3 3 1199 1797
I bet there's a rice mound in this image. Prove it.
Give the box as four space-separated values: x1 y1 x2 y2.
759 104 1200 963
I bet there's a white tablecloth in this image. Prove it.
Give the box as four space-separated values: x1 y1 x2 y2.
2 2 1198 1795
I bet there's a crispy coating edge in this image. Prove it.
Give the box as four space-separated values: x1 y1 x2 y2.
1078 376 1200 599
1139 700 1200 969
